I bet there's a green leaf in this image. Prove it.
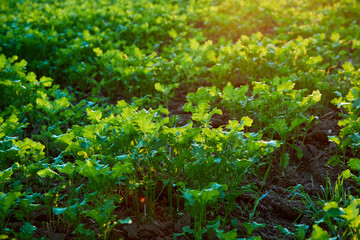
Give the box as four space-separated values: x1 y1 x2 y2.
117 217 132 224
277 81 294 92
269 119 288 139
37 168 58 179
0 191 21 217
289 118 306 132
236 159 253 170
327 155 341 167
54 133 75 146
330 32 340 42
219 229 237 240
227 120 239 128
53 97 70 111
53 207 67 215
291 145 303 159
241 116 253 127
349 158 360 171
56 162 76 175
243 221 265 236
306 55 323 65
328 136 340 145
323 201 338 211
111 162 134 178
341 169 352 179
86 199 116 227
190 38 200 51
86 108 102 123
0 54 6 70
169 29 177 39
134 110 155 135
323 201 344 217
341 200 358 221
351 98 360 109
343 62 354 73
0 168 13 185
200 188 220 204
78 160 97 179
39 76 52 87
36 98 52 111
294 224 309 240
19 222 37 237
280 153 290 171
154 82 165 94
311 225 330 240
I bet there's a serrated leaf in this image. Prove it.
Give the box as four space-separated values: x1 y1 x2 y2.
86 108 102 123
349 158 360 171
134 110 155 135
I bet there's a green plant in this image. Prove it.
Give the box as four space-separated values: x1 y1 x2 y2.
176 183 227 240
0 191 22 229
85 198 131 240
155 82 179 108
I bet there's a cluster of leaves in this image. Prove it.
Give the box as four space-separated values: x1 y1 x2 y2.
0 53 278 238
298 60 360 238
282 41 360 239
1 0 359 104
1 0 360 239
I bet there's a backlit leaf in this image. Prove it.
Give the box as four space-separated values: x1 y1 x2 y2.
241 116 253 127
311 225 330 240
190 38 200 51
343 62 354 73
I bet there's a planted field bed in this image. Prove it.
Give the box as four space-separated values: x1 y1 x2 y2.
1 0 360 239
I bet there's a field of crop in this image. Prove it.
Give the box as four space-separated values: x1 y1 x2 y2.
1 0 360 239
